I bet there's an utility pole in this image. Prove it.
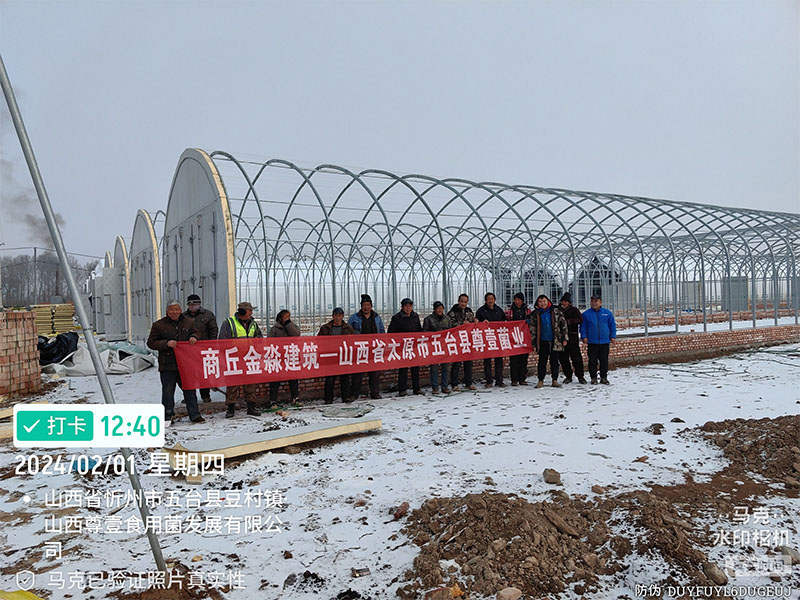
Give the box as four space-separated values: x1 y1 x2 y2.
33 246 37 304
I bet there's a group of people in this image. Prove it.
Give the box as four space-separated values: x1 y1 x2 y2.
147 290 617 423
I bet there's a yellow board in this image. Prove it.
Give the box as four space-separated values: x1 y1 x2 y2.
0 591 47 600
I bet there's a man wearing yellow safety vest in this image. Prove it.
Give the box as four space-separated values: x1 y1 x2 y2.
218 301 263 418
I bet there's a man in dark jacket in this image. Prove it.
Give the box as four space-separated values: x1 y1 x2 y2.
387 298 422 396
529 294 569 388
318 307 355 404
447 294 476 391
348 294 384 400
558 293 586 384
184 294 218 402
475 292 507 387
268 309 301 405
506 292 531 386
218 301 263 418
147 300 204 424
423 301 450 394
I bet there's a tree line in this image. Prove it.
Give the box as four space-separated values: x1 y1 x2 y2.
0 251 98 306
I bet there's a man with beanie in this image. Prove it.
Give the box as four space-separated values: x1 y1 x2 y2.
388 298 422 396
184 294 218 402
506 292 531 385
423 301 451 394
318 307 355 403
268 309 302 404
580 294 617 384
348 294 385 399
529 294 569 388
219 301 263 417
475 292 507 387
558 293 586 384
447 294 477 391
147 300 204 425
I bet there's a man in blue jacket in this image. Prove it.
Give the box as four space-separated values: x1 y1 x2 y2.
579 294 616 385
348 294 385 399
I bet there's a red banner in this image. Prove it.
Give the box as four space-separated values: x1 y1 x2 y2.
174 321 531 389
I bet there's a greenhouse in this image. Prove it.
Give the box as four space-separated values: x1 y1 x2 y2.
98 148 799 344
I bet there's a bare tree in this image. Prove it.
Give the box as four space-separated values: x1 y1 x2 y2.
0 252 97 306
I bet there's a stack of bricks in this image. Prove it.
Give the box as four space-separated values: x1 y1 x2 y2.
255 324 800 403
0 311 42 398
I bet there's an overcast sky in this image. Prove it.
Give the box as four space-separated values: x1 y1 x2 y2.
0 0 798 259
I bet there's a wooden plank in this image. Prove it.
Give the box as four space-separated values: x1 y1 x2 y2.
0 402 49 421
162 417 381 462
0 423 12 441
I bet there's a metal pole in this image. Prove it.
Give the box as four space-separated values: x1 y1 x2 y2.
0 242 4 307
0 53 167 573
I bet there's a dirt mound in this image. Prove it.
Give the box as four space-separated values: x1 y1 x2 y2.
398 416 800 598
397 491 627 598
700 415 800 484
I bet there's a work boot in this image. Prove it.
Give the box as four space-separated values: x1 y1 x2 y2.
324 398 333 404
485 381 494 389
578 377 588 384
370 392 382 400
246 402 259 416
563 377 573 384
496 381 506 388
343 396 354 403
511 381 519 387
191 415 206 424
600 377 610 385
432 386 440 395
591 377 598 385
467 384 477 391
225 404 235 418
535 380 544 389
413 389 423 395
201 394 211 404
398 391 407 397
552 380 561 388
519 380 529 386
441 386 450 394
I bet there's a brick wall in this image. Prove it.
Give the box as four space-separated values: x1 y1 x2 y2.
608 324 800 368
0 311 41 398
253 324 800 403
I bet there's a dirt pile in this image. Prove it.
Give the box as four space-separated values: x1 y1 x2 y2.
397 491 627 598
699 414 800 485
398 416 800 598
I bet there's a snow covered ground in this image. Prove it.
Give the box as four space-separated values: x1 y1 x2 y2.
0 343 798 599
617 315 798 335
